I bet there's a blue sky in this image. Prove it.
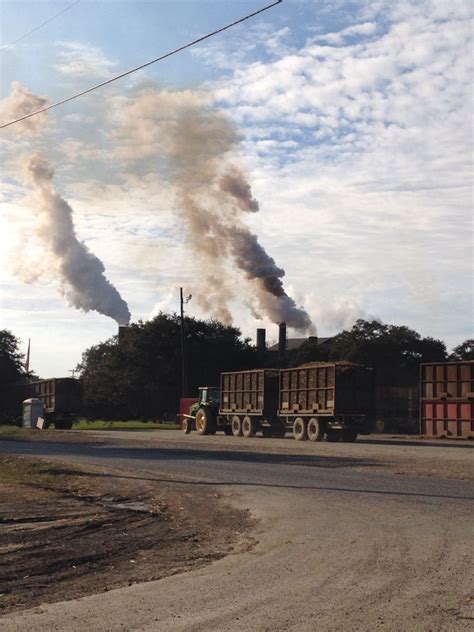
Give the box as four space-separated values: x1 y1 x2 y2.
0 0 472 377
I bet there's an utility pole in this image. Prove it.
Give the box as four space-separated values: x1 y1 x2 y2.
180 288 192 397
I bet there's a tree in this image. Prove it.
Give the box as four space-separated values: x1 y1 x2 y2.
77 313 258 421
0 330 37 423
289 320 447 385
450 339 474 361
0 329 25 385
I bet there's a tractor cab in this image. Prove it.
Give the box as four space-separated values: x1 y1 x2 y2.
198 386 220 407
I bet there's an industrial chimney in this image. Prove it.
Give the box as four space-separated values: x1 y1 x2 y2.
278 322 287 367
256 328 266 366
118 326 130 343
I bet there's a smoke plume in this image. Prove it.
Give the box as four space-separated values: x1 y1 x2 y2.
114 87 313 332
0 82 48 136
22 153 131 325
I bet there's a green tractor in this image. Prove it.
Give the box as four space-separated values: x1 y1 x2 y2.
182 386 221 435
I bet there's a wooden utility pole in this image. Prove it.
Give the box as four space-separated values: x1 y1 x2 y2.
180 287 192 397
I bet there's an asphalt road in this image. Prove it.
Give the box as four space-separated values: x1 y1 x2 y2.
1 432 473 631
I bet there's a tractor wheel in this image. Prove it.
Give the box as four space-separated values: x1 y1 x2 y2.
242 416 257 438
293 417 307 441
307 417 324 442
341 429 358 442
182 418 192 434
231 416 243 437
54 420 64 430
195 408 216 435
223 426 233 435
326 429 341 442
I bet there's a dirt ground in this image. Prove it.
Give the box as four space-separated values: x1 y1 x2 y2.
0 455 252 615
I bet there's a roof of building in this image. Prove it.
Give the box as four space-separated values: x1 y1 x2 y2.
267 337 333 352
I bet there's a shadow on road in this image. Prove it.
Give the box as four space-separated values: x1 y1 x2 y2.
1 439 382 470
40 465 474 503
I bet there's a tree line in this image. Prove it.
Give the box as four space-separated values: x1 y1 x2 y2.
1 317 473 422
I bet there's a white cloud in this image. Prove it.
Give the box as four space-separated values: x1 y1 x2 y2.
54 41 117 78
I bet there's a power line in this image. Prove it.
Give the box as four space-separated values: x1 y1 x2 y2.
2 0 81 51
0 0 283 130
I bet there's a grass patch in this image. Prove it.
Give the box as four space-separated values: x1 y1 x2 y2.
0 425 29 438
73 420 180 431
0 454 70 487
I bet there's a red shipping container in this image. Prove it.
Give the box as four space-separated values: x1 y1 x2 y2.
420 361 474 438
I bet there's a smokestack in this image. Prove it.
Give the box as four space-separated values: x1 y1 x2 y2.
118 326 130 343
278 322 287 367
256 328 266 352
256 328 266 367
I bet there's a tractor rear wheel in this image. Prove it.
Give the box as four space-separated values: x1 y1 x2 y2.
195 408 216 435
293 417 307 441
326 429 340 442
231 416 243 437
307 417 324 442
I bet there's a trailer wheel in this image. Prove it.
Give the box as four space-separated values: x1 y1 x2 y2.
231 416 243 437
341 429 358 442
293 417 307 441
307 417 324 442
182 418 192 434
195 408 215 435
223 426 233 435
242 416 257 438
326 429 340 442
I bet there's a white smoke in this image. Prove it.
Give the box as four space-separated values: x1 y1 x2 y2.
22 153 131 325
113 87 313 332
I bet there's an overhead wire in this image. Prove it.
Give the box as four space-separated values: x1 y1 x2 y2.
1 0 81 51
0 0 283 130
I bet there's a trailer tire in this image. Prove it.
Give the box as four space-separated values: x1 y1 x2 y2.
231 416 243 437
223 426 233 435
307 417 324 442
242 416 257 438
182 418 192 434
195 408 215 435
326 429 340 442
341 429 358 442
293 417 307 441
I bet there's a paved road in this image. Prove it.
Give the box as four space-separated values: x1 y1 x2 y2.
1 433 473 631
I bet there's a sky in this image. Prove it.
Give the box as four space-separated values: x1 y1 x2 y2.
0 0 472 378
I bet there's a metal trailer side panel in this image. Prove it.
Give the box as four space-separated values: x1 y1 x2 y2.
279 364 336 416
334 364 374 415
420 361 474 438
220 369 278 417
29 378 82 416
